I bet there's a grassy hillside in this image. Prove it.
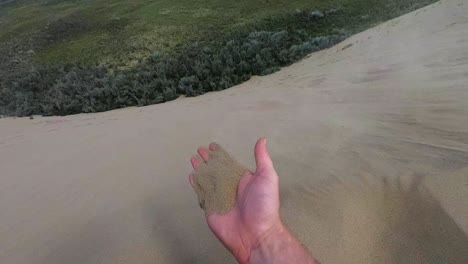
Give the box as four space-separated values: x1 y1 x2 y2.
0 0 340 65
0 0 436 116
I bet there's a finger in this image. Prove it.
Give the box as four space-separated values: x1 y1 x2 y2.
189 173 195 187
191 155 201 169
209 143 228 155
209 143 217 151
198 147 210 162
254 137 274 174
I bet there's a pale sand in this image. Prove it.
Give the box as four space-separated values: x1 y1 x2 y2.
1 0 468 263
193 143 248 214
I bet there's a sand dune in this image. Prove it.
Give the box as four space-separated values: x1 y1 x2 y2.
1 0 468 263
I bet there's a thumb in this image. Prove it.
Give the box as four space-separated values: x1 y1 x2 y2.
254 137 274 174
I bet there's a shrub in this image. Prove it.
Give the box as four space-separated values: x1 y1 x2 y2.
0 10 347 116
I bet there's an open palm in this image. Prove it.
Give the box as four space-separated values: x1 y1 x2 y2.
189 138 282 263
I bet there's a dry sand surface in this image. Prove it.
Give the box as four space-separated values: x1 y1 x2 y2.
1 0 468 263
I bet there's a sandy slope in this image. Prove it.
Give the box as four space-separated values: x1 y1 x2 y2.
1 0 468 263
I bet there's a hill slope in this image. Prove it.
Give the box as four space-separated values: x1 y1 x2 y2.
1 0 468 263
0 0 436 116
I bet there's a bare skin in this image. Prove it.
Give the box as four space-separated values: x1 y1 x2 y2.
189 138 315 264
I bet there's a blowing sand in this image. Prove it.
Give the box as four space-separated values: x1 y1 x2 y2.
1 0 468 263
193 143 248 214
284 173 468 263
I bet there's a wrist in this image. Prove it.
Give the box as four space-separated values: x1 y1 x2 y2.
234 221 286 264
249 221 289 262
248 221 315 264
256 221 289 249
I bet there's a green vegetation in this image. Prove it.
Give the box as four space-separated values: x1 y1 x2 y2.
0 0 436 116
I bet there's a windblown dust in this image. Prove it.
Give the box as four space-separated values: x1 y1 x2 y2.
282 173 468 263
194 144 468 263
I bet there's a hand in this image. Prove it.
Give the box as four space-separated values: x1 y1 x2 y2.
189 138 315 264
189 138 282 263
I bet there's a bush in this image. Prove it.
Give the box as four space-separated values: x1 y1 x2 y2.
0 9 348 116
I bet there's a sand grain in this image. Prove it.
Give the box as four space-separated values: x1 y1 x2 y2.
193 143 248 214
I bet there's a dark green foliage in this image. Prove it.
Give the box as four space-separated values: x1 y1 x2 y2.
0 0 437 116
0 0 16 7
43 12 93 44
1 9 346 116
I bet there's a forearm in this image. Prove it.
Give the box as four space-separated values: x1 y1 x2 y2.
249 224 316 264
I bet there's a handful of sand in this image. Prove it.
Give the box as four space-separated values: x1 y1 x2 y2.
193 143 248 214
